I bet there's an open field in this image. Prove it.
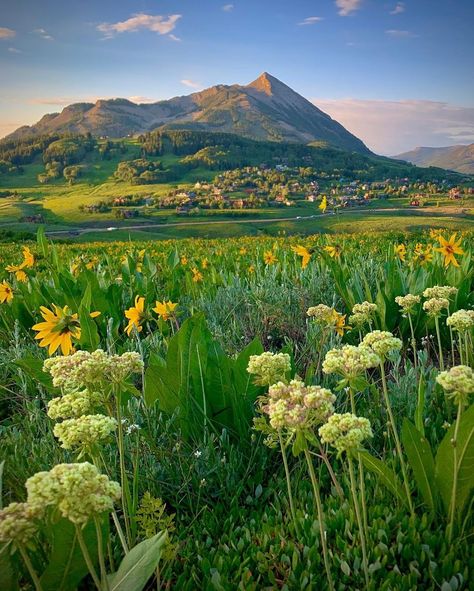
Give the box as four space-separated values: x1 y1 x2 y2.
1 228 473 589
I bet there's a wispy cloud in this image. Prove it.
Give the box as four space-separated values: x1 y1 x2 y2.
0 27 16 39
168 34 181 42
128 96 156 104
27 95 158 106
335 0 362 16
222 4 234 11
97 13 181 38
385 29 417 37
390 2 405 15
34 28 54 41
181 79 202 89
298 16 324 25
312 97 474 154
7 47 21 53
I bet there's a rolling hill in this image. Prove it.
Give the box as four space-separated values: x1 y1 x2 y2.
6 73 371 154
394 144 474 174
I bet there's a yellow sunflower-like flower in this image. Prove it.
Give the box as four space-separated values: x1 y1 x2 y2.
153 300 178 321
263 250 277 265
332 311 350 336
124 296 146 336
5 264 27 282
319 195 327 213
435 233 464 267
32 305 81 355
191 267 203 283
394 243 407 262
291 245 311 269
413 243 433 266
324 245 342 259
0 281 13 304
22 246 35 268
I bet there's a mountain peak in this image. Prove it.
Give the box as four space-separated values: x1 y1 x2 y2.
247 72 284 96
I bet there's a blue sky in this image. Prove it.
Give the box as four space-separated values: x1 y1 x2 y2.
1 0 473 153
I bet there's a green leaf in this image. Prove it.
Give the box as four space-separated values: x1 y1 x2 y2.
40 518 103 591
78 305 100 351
14 357 54 390
37 226 49 258
435 403 474 517
402 419 437 511
358 450 408 506
292 431 306 457
414 374 426 436
108 531 167 591
0 460 4 509
0 544 19 591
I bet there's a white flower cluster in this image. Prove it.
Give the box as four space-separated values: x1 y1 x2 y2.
322 345 380 378
423 298 449 317
47 389 101 420
247 352 291 386
53 414 117 451
44 349 143 391
362 331 402 359
349 301 378 328
306 304 335 325
447 309 474 333
26 462 121 525
395 294 420 313
318 413 373 454
0 502 40 544
423 285 458 299
262 379 335 431
436 365 474 405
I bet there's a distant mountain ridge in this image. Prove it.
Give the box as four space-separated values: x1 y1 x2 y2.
394 144 474 174
7 73 371 154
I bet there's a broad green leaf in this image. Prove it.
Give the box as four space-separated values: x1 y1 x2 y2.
402 419 437 511
40 518 103 591
108 531 167 591
414 374 426 436
78 305 100 351
435 403 474 517
0 543 19 591
358 450 408 506
37 226 49 258
14 357 54 390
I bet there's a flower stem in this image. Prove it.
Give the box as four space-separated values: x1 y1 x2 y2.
408 314 417 370
76 524 102 590
434 316 444 371
17 543 43 591
115 391 133 547
380 362 415 517
447 403 463 543
278 432 299 535
347 455 370 589
303 448 334 591
94 516 110 591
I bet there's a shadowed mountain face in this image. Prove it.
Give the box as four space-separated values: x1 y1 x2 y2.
394 144 474 174
8 73 371 154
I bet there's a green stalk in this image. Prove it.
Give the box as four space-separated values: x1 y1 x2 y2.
347 455 370 589
115 390 133 546
76 524 102 590
317 443 344 500
447 403 463 543
349 385 369 540
379 361 415 517
94 516 110 591
434 316 444 371
17 543 43 591
407 313 417 369
303 448 334 591
278 431 299 534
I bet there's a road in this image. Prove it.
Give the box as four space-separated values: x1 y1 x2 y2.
41 207 472 236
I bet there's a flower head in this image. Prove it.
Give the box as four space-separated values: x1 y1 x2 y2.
394 243 407 262
423 298 449 317
324 244 342 259
263 380 335 431
247 351 291 386
436 365 474 406
291 245 311 269
362 330 402 359
125 296 146 336
395 294 420 314
423 285 458 299
323 345 380 378
26 462 121 525
53 414 117 451
32 305 81 355
47 389 100 420
447 309 474 333
0 502 40 544
319 413 373 454
435 233 464 267
153 300 178 321
0 280 13 304
263 250 277 265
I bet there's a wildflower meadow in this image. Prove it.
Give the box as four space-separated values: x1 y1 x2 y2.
0 227 473 590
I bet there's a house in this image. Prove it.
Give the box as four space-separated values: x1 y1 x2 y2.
449 188 461 200
410 197 420 207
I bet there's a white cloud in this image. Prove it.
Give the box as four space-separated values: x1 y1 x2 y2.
168 33 181 42
34 28 54 40
27 95 158 106
0 27 16 39
385 29 417 37
335 0 362 16
7 47 21 53
128 96 156 104
312 97 474 154
298 16 324 25
97 13 181 38
222 4 234 11
181 79 202 89
390 2 405 15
